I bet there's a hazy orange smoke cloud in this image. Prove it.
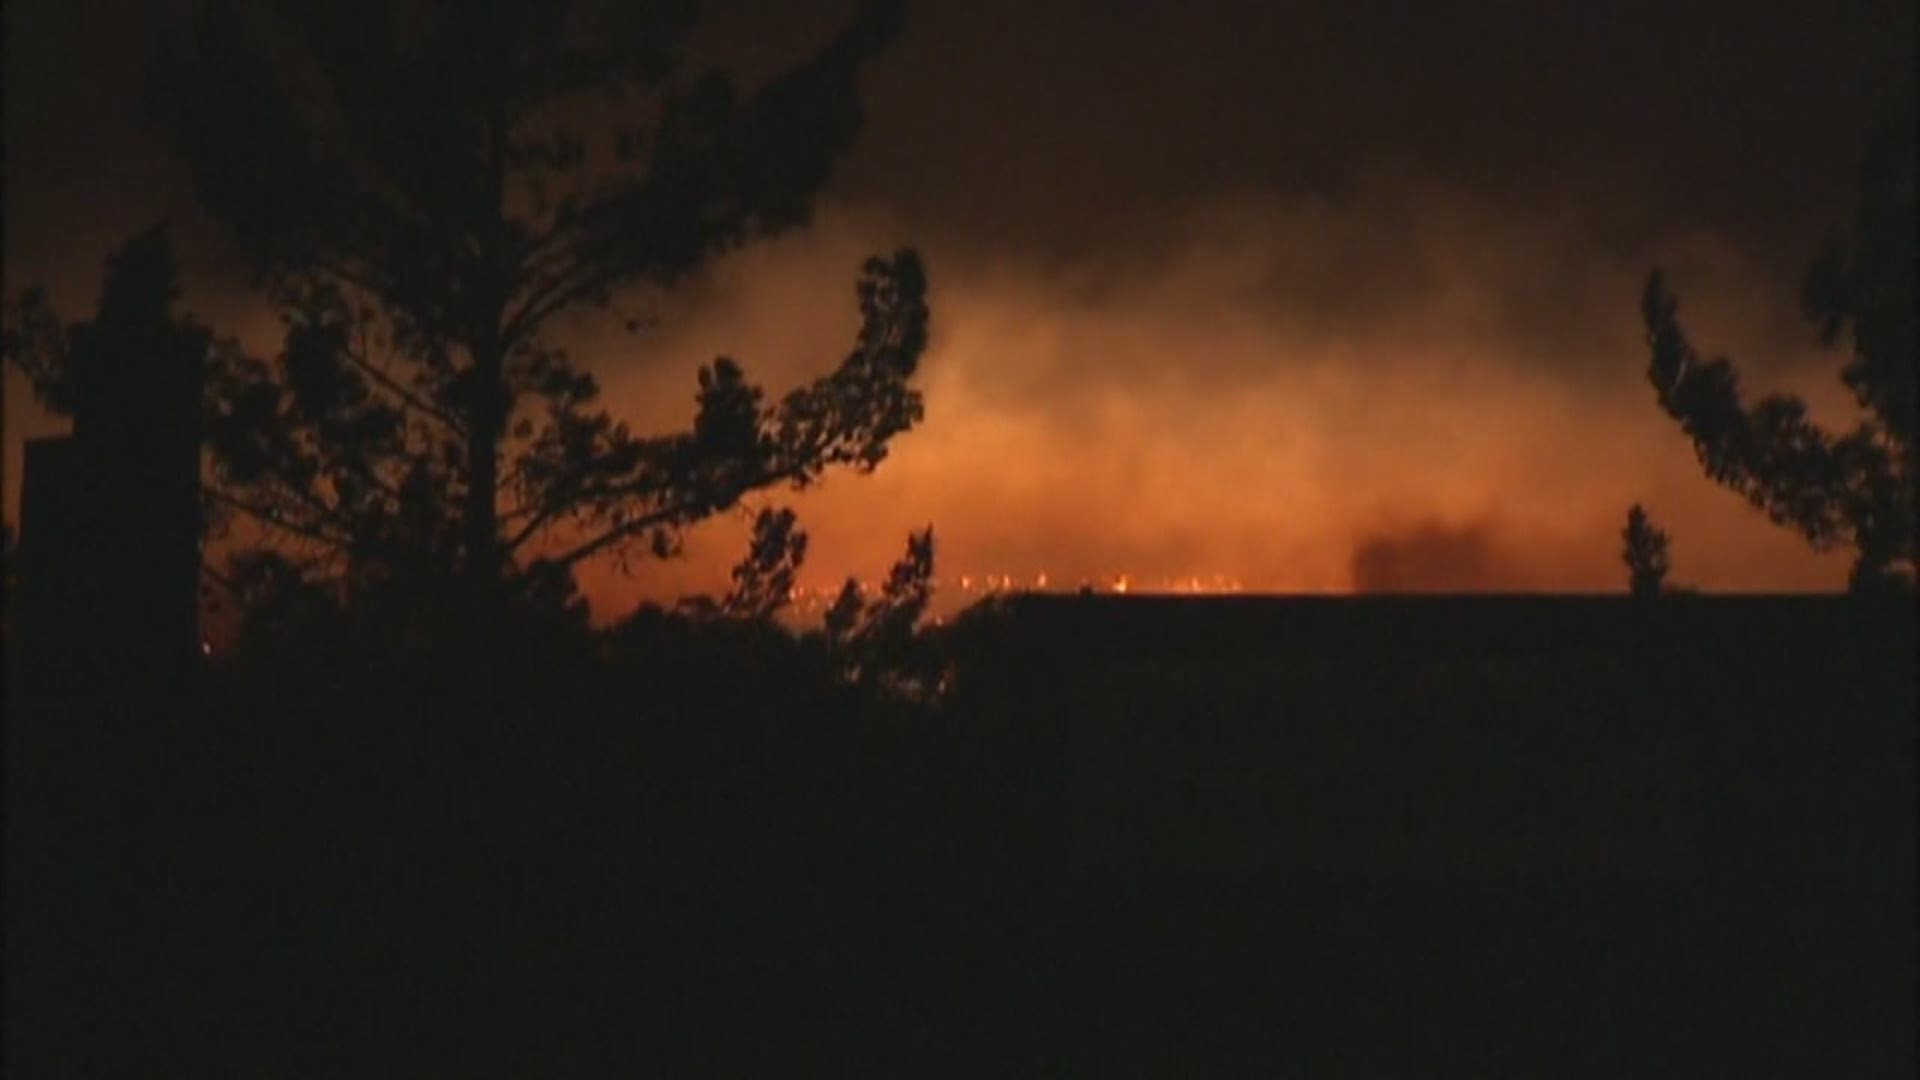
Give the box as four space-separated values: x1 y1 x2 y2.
6 0 1903 630
543 178 1857 619
3 180 1860 623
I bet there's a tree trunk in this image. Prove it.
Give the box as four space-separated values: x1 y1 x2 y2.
464 338 503 589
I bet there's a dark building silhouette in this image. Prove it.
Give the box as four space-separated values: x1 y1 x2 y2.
14 326 204 692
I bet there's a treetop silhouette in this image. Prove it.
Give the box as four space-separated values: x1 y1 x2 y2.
6 226 211 435
1621 504 1670 599
1640 104 1914 593
132 0 920 599
824 525 940 694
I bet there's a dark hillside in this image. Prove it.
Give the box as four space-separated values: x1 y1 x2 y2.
940 594 1915 1073
6 595 1912 1074
947 593 1912 872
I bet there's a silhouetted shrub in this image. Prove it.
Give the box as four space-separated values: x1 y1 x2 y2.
1622 503 1672 598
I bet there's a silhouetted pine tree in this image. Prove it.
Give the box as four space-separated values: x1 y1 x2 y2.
1622 504 1671 598
670 506 809 622
117 0 923 613
823 526 940 694
1641 104 1913 594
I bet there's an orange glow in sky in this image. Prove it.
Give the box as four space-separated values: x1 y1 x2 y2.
1 0 1898 630
545 191 1856 620
4 189 1861 624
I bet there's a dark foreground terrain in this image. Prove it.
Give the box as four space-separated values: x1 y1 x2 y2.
7 595 1913 1075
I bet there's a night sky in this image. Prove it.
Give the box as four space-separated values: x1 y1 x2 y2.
6 0 1912 615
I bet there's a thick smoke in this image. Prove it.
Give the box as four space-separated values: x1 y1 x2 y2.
8 0 1891 618
568 184 1856 617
